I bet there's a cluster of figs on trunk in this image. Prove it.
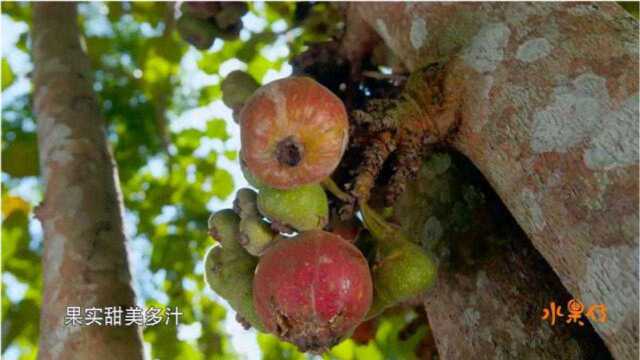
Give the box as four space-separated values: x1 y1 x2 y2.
204 72 438 353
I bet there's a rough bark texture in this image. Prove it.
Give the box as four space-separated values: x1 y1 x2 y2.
395 152 611 359
349 3 638 359
32 3 144 359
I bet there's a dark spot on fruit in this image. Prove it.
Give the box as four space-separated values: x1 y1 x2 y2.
276 136 304 167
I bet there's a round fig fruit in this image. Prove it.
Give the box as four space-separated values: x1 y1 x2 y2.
368 236 437 316
240 77 349 189
257 184 328 231
176 15 218 50
180 2 220 20
253 230 373 353
360 204 438 317
222 70 260 110
204 245 263 331
239 215 277 256
214 2 248 30
208 209 243 250
233 187 260 218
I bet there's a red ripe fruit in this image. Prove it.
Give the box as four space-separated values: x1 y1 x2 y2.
329 215 362 244
240 77 349 189
253 230 373 352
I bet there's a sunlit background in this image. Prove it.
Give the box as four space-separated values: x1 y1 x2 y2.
2 2 294 359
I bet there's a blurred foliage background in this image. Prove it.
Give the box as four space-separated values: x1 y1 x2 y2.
1 2 429 359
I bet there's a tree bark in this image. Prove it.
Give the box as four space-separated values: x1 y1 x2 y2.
394 152 611 359
32 3 144 359
348 3 638 359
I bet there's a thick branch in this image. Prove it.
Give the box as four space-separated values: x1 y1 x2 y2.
32 3 144 359
352 3 639 358
394 152 611 359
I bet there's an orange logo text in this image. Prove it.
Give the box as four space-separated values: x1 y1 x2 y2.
541 299 607 326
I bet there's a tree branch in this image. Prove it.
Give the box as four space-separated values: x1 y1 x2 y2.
350 3 639 358
395 152 611 359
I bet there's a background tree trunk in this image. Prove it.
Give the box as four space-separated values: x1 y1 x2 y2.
32 3 144 359
346 2 638 359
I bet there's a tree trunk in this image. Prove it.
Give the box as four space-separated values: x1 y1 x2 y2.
32 3 144 359
394 152 611 359
347 2 638 359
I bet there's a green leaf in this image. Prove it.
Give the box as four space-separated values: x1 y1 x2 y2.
144 55 173 86
206 119 229 141
257 333 305 360
2 58 15 90
175 129 202 154
211 168 234 199
131 2 167 27
199 85 222 106
197 41 244 75
247 55 281 82
2 2 31 23
223 150 237 161
236 31 277 63
2 138 39 178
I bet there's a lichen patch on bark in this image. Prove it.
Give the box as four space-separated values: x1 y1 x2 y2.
409 17 427 50
583 95 639 170
48 317 81 359
462 23 511 73
45 233 66 283
580 244 639 335
519 188 546 233
41 122 73 165
530 72 609 154
516 38 552 63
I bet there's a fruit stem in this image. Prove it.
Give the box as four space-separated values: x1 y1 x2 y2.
360 203 401 243
276 136 303 166
321 178 352 203
364 296 389 320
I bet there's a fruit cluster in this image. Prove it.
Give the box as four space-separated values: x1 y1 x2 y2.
204 74 438 353
177 2 248 50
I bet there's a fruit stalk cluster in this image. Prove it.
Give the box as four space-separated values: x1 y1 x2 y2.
203 72 438 353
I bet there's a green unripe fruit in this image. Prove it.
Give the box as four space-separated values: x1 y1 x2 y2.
257 184 329 231
204 245 264 331
233 187 259 218
370 237 437 314
214 2 248 29
361 204 438 318
207 209 243 251
222 70 260 110
239 215 277 256
176 15 218 50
